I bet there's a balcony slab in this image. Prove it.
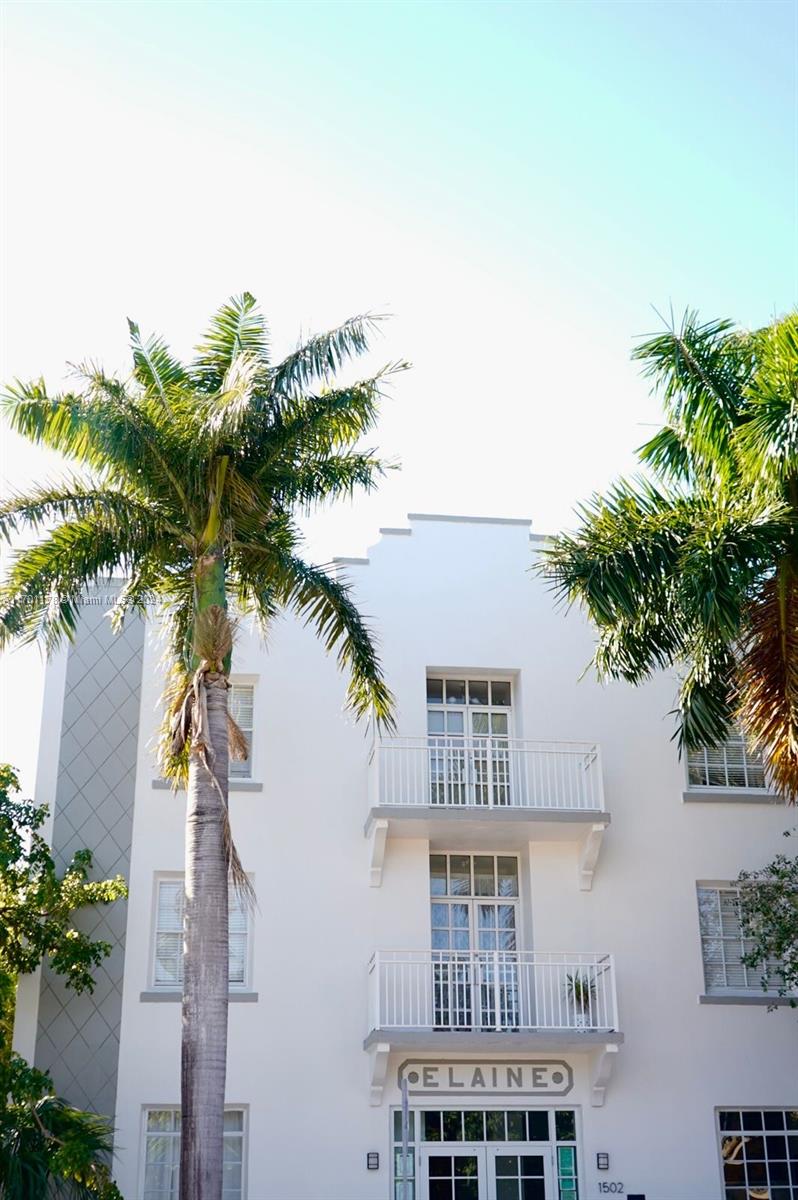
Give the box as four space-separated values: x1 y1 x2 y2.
365 806 610 888
364 1029 624 1052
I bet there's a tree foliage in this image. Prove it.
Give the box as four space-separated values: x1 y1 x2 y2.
738 831 798 1005
0 765 127 1197
543 309 798 798
0 765 126 994
0 1055 122 1199
0 294 403 749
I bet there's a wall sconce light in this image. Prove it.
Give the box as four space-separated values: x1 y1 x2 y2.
596 1153 610 1170
366 1152 379 1170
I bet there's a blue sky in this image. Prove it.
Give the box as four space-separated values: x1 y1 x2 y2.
2 0 796 785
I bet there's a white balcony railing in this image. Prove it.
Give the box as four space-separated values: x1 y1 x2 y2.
368 950 618 1034
369 737 604 811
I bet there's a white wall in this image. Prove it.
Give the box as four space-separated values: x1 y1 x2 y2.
105 516 797 1200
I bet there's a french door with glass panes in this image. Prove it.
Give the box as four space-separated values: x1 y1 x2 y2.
427 678 513 807
419 1147 555 1200
420 1147 487 1200
486 1148 554 1200
430 853 521 1031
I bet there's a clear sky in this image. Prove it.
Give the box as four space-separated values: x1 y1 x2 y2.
1 0 796 791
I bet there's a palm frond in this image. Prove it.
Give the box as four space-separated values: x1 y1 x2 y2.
736 314 798 485
237 548 395 729
0 516 168 651
262 451 390 510
127 319 185 400
736 559 798 799
264 363 407 461
637 424 692 483
270 312 386 399
192 293 269 391
633 311 752 475
0 479 179 544
3 375 190 512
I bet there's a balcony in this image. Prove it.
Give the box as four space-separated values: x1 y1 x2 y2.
364 950 623 1106
366 737 610 888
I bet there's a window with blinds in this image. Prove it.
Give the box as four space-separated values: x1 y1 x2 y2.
153 879 249 990
687 731 766 789
229 684 254 780
697 885 780 993
143 1108 244 1200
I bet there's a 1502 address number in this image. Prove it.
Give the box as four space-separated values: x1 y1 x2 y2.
597 1185 624 1194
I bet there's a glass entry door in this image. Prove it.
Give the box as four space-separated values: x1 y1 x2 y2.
419 1146 555 1200
419 1147 486 1200
487 1148 553 1200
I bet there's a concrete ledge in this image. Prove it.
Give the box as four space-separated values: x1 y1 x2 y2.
698 993 794 1007
151 779 263 793
363 1029 624 1052
332 556 370 566
368 805 609 827
379 527 412 536
683 789 782 805
140 991 259 1003
408 513 531 527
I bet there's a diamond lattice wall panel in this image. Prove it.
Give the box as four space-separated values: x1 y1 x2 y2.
34 601 144 1123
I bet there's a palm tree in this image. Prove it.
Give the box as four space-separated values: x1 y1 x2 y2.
0 294 401 1200
543 310 798 798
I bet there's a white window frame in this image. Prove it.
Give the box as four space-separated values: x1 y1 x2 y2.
429 852 524 951
715 1108 798 1198
151 875 252 992
686 730 768 792
697 882 782 995
140 1105 247 1200
228 678 256 781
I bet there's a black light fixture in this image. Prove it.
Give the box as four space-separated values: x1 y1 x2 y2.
596 1153 609 1170
366 1152 380 1171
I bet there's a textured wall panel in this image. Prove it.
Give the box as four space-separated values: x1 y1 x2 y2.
34 601 144 1121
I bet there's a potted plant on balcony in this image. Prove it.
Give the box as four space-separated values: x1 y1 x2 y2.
565 970 596 1030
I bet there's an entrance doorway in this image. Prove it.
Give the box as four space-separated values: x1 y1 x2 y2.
392 1108 579 1200
418 1145 554 1200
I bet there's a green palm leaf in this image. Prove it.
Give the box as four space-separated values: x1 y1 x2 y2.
545 307 798 796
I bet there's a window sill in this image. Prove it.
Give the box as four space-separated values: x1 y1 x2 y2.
140 991 259 1003
151 779 263 793
683 788 782 805
699 992 794 1007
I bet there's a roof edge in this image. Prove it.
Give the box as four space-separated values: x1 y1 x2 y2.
407 512 532 528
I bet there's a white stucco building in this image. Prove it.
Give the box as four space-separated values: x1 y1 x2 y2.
14 513 798 1200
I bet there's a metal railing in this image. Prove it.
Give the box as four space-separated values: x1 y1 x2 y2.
369 736 604 811
368 950 618 1033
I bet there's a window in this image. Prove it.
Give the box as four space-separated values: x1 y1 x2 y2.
143 1108 245 1200
698 885 780 993
717 1109 798 1200
229 684 254 780
153 879 249 990
426 677 513 806
430 854 520 1030
688 731 766 789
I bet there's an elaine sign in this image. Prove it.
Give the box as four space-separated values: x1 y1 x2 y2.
398 1060 573 1098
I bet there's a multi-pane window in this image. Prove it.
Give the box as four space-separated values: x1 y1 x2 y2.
229 684 254 780
698 885 779 993
154 879 249 990
718 1109 798 1200
143 1108 245 1200
426 677 512 806
430 854 519 1030
688 731 766 789
391 1109 579 1200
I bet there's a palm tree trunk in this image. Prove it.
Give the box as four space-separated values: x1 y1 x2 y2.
181 551 230 1200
